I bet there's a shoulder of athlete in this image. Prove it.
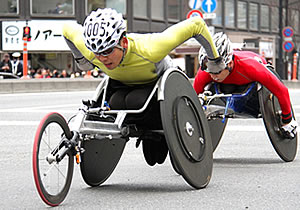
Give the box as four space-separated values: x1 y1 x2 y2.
63 22 83 40
233 51 267 64
125 33 160 61
63 22 95 61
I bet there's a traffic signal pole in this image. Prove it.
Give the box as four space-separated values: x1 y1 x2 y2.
22 36 28 79
21 24 31 79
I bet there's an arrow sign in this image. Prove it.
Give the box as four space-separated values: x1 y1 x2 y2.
202 0 217 13
189 0 201 9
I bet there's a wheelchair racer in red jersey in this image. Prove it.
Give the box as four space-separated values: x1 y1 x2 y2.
194 32 297 139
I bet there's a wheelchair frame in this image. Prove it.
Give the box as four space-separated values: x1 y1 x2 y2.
32 68 213 207
200 69 298 161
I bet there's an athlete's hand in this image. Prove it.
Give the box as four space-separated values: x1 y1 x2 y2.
207 57 226 73
198 91 212 106
75 57 94 70
281 119 298 139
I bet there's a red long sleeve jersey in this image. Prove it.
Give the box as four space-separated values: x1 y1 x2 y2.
194 51 292 123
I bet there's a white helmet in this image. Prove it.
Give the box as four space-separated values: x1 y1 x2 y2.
198 32 233 70
83 8 126 53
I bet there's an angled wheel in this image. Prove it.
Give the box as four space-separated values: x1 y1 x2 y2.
32 112 74 207
258 66 297 162
169 154 181 175
208 117 227 151
160 71 213 189
80 138 126 186
206 96 228 152
258 86 297 162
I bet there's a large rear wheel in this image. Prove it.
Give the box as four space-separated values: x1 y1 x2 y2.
160 71 213 189
258 66 298 162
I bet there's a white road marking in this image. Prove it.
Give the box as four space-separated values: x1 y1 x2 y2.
0 91 93 97
0 104 78 113
0 121 39 126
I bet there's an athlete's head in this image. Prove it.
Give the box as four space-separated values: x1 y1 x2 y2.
199 32 233 73
83 8 126 54
83 8 128 69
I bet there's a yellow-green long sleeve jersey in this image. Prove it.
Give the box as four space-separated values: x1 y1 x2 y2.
63 16 219 85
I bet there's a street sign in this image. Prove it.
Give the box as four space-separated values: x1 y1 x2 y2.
186 9 203 19
203 13 216 19
189 0 201 9
282 41 294 52
202 0 217 13
282 26 294 38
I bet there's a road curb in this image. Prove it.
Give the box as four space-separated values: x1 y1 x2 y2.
0 78 102 94
0 78 299 94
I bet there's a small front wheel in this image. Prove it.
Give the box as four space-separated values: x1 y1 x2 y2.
32 112 74 206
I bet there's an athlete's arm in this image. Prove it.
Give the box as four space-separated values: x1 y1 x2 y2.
63 23 95 70
142 17 220 62
193 69 213 94
242 59 292 124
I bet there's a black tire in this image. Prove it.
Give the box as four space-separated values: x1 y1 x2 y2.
258 66 298 162
33 112 74 207
259 86 298 162
206 96 228 151
160 71 213 189
169 154 181 175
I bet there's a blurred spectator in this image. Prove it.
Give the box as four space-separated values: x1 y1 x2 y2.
34 68 43 78
52 69 59 78
0 53 12 74
29 68 36 78
41 68 51 78
11 52 23 77
9 0 17 13
60 69 70 78
45 67 53 77
91 69 105 78
70 71 81 78
92 70 99 78
83 70 93 78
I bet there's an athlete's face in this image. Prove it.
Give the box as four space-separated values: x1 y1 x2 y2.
94 37 128 70
209 60 234 82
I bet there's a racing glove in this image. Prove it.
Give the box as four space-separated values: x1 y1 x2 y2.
207 57 226 74
198 90 212 105
64 37 94 70
74 57 94 70
281 119 298 139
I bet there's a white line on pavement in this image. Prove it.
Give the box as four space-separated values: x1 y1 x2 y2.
0 104 78 113
0 121 39 126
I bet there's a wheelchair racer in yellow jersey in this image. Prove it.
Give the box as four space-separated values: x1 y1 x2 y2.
63 8 225 166
63 8 224 86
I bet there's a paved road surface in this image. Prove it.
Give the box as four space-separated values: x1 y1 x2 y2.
1 90 300 209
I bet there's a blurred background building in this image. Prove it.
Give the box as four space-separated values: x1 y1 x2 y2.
0 0 299 79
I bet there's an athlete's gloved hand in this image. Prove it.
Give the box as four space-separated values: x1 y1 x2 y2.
203 90 212 96
198 91 212 106
207 57 226 74
75 57 94 70
281 119 298 139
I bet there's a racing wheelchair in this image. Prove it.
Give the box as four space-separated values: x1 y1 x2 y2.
32 68 213 206
200 64 298 162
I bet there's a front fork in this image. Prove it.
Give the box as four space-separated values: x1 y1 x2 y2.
46 104 88 165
